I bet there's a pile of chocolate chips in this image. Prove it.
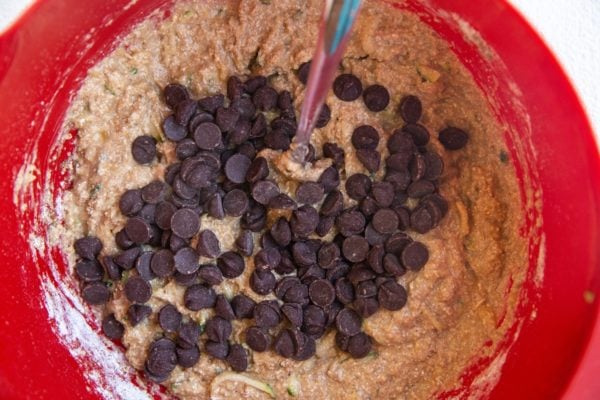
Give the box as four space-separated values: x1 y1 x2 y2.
73 64 469 382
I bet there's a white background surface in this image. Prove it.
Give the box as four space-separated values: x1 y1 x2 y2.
1 0 599 143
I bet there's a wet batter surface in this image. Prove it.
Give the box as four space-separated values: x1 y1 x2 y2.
50 0 527 398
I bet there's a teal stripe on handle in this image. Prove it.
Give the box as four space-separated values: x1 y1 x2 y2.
328 0 361 54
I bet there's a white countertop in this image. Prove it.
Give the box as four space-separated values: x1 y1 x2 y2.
1 0 599 142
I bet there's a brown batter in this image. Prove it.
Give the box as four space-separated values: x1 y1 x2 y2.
54 0 527 398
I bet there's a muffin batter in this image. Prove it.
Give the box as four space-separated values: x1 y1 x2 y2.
53 0 527 398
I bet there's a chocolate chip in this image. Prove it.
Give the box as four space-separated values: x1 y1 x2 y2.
265 219 289 248
352 125 380 150
254 248 282 272
75 259 104 282
387 129 415 154
345 173 371 200
195 264 222 286
315 215 335 237
217 251 245 278
407 180 435 199
253 300 281 328
383 253 405 276
198 94 225 113
250 114 267 139
394 205 411 231
149 248 174 278
385 232 412 255
222 189 249 217
123 217 150 245
174 270 198 287
170 208 200 239
423 151 444 181
281 303 303 327
102 255 122 281
295 182 324 205
355 279 377 298
318 167 340 194
377 280 407 311
124 276 152 303
291 241 317 267
423 193 449 217
191 122 221 151
354 297 378 318
140 181 167 204
216 106 240 133
135 251 155 281
250 270 276 295
275 251 295 275
303 304 326 336
189 112 214 133
206 193 225 219
326 261 350 282
164 83 189 109
235 230 254 256
398 95 422 123
242 202 267 231
403 123 430 146
226 344 248 372
363 84 390 112
72 237 102 262
335 308 362 336
250 180 280 205
439 127 469 150
334 278 355 305
132 135 157 164
356 149 381 173
283 283 309 305
128 304 151 326
162 115 187 143
371 208 399 235
205 341 229 360
271 116 297 135
193 230 219 259
253 85 278 111
245 75 267 94
82 282 110 305
369 180 394 208
317 242 340 269
175 99 198 127
171 247 198 275
153 201 176 230
157 304 182 333
175 138 199 160
299 264 325 286
410 205 434 234
320 190 343 217
274 329 295 358
401 241 429 271
231 294 256 319
275 276 300 299
323 142 345 169
245 326 271 352
347 332 372 358
333 74 363 101
118 190 143 218
347 264 376 284
102 314 124 340
169 233 188 253
269 193 297 210
223 154 250 185
245 157 269 184
335 331 351 352
205 316 232 343
297 60 311 84
336 209 366 237
214 295 235 321
410 153 426 181
176 345 200 369
385 170 411 193
367 244 385 274
316 103 331 128
184 284 216 311
146 340 177 378
342 235 369 263
308 279 335 307
177 321 201 349
290 205 319 238
264 129 291 150
114 247 140 269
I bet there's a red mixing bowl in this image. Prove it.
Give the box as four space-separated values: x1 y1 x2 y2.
0 1 598 399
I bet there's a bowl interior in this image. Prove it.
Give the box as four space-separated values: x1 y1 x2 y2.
0 0 598 399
